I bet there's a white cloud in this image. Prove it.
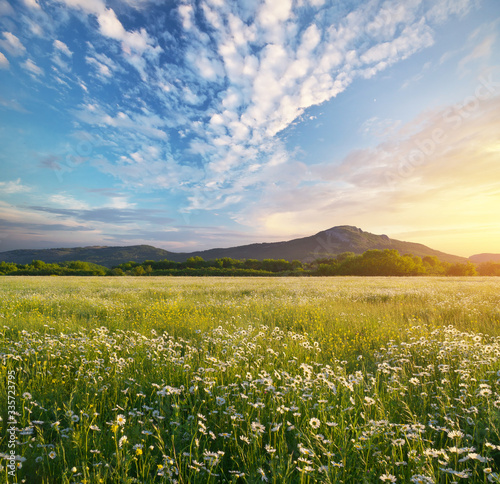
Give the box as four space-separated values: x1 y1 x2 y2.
257 0 293 30
74 102 168 140
119 0 164 8
59 0 106 15
22 0 41 9
0 97 28 112
97 7 155 56
360 20 434 66
0 1 15 16
108 197 136 209
458 34 496 72
0 51 8 68
0 179 31 194
86 55 113 79
22 58 44 76
54 39 72 56
49 194 89 210
178 4 195 30
0 32 26 56
427 0 473 24
59 0 160 78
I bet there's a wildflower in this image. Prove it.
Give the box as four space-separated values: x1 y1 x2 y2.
257 467 268 482
380 474 397 482
298 445 314 456
410 476 435 484
116 415 126 426
216 396 226 406
48 451 56 459
118 435 128 448
309 417 320 429
467 453 489 463
251 421 265 434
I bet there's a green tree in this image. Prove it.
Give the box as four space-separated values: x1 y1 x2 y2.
185 256 205 268
30 260 47 270
477 262 500 276
0 261 17 274
336 252 356 262
133 266 145 276
317 263 337 276
446 261 477 276
244 259 261 270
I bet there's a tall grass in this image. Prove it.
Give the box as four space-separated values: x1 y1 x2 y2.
1 277 499 483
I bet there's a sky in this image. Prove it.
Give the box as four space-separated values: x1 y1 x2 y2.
0 0 499 258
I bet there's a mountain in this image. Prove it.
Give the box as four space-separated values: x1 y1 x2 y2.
469 253 500 263
168 226 466 264
0 226 467 267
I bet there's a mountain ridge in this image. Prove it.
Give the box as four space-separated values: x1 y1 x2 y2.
0 226 468 268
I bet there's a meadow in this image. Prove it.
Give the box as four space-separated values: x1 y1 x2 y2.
1 276 500 483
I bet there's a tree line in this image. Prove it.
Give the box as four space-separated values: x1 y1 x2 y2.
1 249 499 276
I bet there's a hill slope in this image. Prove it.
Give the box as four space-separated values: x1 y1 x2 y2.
469 253 500 263
0 245 173 268
0 226 466 267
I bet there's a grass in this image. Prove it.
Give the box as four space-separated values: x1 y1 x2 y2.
0 276 500 483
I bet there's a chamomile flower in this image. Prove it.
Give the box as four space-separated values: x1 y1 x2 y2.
309 417 320 429
380 473 397 482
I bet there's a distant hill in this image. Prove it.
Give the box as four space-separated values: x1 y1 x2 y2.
469 253 500 263
0 245 174 268
0 225 467 267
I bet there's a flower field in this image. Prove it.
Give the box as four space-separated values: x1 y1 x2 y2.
1 276 500 483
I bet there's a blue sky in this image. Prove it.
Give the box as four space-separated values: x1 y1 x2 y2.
0 0 499 257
